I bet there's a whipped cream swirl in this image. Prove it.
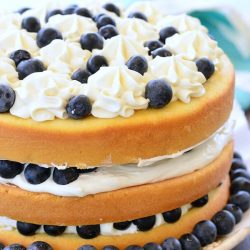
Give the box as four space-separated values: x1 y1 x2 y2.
0 59 19 88
0 13 21 30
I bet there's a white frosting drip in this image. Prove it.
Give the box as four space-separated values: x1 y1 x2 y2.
45 14 97 42
0 59 19 88
0 120 233 197
86 66 149 118
0 13 21 30
10 71 86 122
39 39 91 75
148 55 206 103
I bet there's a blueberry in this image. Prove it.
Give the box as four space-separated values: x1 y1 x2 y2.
27 241 53 250
224 204 243 223
66 95 92 119
24 164 51 185
17 58 46 80
99 24 119 39
230 169 250 181
17 221 40 236
145 79 173 108
17 7 30 14
125 246 143 250
96 15 116 29
75 8 92 18
63 4 78 15
9 49 31 66
36 28 63 48
126 55 148 75
43 225 66 236
162 208 182 223
144 40 163 55
193 220 217 246
231 177 250 194
80 33 104 51
212 210 235 235
132 215 156 231
103 3 120 17
230 159 247 172
162 238 182 250
0 160 24 179
45 9 63 22
76 225 100 239
87 55 108 74
3 244 26 250
191 195 208 207
179 234 201 250
102 246 119 250
196 58 215 80
151 48 172 59
71 69 91 83
128 12 148 22
229 191 250 212
77 246 96 250
78 168 97 174
233 152 242 160
53 167 80 185
0 85 15 113
93 13 106 23
159 27 179 43
113 221 132 230
21 16 41 33
143 243 162 250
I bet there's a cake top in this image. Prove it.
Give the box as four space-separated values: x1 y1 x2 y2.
0 1 224 122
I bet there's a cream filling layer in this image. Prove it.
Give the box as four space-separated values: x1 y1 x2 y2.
0 120 233 197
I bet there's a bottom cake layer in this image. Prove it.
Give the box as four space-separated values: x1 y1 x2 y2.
0 176 229 250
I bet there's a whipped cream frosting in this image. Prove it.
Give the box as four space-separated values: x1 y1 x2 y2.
0 59 19 88
0 120 233 197
0 13 21 30
148 55 206 103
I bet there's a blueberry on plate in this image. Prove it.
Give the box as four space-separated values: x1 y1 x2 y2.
53 167 80 185
80 33 104 51
230 159 247 172
196 58 215 80
233 152 242 160
162 208 182 223
24 164 51 185
193 220 217 246
76 225 100 239
36 28 63 48
10 49 31 66
230 177 250 194
16 7 30 14
87 55 108 74
103 3 120 17
75 7 92 18
126 55 148 75
143 242 162 250
161 237 182 250
231 169 250 181
125 246 143 250
102 246 119 250
98 24 119 39
0 85 15 113
44 225 66 236
96 15 116 29
159 27 178 43
21 16 41 33
179 233 201 250
145 79 173 109
45 9 63 22
0 160 24 179
212 210 235 235
71 69 91 83
191 195 208 207
128 12 148 22
63 4 78 15
113 221 132 230
151 48 172 59
27 241 53 250
224 203 243 223
144 40 163 55
66 95 92 119
77 246 97 250
3 244 26 250
17 58 46 80
133 215 156 231
17 221 40 236
229 191 250 212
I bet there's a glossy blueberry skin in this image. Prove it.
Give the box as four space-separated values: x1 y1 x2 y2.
27 241 53 250
162 208 182 223
87 55 108 74
24 164 51 185
133 215 156 231
43 225 66 236
0 85 15 113
191 195 208 207
63 4 78 15
77 246 97 250
151 48 172 59
126 55 148 75
53 167 80 185
230 169 250 181
66 95 92 120
3 244 26 250
144 40 163 55
96 15 116 29
75 7 92 18
125 246 143 250
103 3 120 17
16 7 30 14
10 49 31 66
193 220 217 246
36 28 63 48
45 9 63 22
229 191 250 212
76 225 101 239
80 33 104 51
196 58 215 80
230 177 250 194
162 238 182 250
230 159 247 172
179 234 201 250
159 27 179 43
102 246 119 250
93 13 106 23
145 79 173 109
233 152 242 160
113 221 132 230
128 12 148 22
71 69 91 83
224 204 243 223
98 24 119 39
21 16 41 33
212 210 235 235
0 160 24 179
17 221 40 236
143 243 162 250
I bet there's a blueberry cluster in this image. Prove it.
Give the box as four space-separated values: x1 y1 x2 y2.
0 241 52 250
